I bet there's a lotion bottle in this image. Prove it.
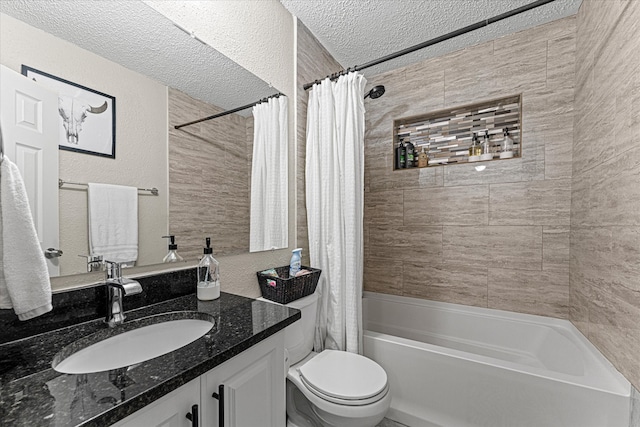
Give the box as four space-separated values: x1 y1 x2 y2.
197 238 220 300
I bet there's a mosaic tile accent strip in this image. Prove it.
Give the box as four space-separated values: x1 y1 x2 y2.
393 94 521 168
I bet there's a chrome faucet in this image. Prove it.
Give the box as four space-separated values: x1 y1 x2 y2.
104 261 142 327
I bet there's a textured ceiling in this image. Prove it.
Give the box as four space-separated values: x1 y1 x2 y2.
0 0 275 117
280 0 582 78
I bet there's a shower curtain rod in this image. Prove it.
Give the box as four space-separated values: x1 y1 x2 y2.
174 92 283 129
302 0 556 90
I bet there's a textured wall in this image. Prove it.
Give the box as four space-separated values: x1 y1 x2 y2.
363 17 576 319
168 88 251 261
0 13 168 276
296 21 344 261
570 0 640 390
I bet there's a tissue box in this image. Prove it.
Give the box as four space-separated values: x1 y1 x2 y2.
256 266 321 304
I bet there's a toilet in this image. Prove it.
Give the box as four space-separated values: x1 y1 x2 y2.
261 293 391 427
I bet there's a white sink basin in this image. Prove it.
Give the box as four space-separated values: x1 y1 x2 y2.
53 313 215 374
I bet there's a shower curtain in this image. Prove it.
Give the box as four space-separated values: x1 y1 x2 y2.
306 73 366 354
250 96 288 252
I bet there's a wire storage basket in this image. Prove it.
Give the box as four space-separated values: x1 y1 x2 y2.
256 266 321 304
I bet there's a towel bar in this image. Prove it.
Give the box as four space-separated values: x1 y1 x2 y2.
58 179 159 196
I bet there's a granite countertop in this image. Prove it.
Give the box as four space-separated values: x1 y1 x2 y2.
0 292 300 427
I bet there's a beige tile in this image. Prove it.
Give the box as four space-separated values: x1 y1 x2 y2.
493 37 547 95
569 280 591 338
489 179 571 226
588 281 640 388
404 185 488 226
364 190 403 225
543 226 570 271
546 31 577 91
544 126 573 180
364 257 403 295
443 226 542 271
570 226 640 293
369 225 442 261
571 145 640 226
403 262 488 307
488 268 569 318
443 41 497 107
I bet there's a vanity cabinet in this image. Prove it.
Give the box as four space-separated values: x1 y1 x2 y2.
111 331 285 427
112 378 200 427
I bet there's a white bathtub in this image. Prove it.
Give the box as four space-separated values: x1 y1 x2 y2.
363 292 631 427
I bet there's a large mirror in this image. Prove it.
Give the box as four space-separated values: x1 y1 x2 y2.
0 0 282 278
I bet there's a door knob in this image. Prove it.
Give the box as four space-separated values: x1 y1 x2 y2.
45 248 63 258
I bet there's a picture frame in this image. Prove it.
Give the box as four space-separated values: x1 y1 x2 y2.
21 65 116 159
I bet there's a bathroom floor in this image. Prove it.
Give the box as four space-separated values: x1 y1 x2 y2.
377 418 410 427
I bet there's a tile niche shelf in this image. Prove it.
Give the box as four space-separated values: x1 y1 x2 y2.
393 94 522 170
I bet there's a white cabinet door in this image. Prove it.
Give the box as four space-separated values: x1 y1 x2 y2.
111 378 200 427
202 332 286 427
0 64 60 276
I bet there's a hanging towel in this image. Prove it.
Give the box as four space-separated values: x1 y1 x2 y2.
0 157 52 320
88 183 138 265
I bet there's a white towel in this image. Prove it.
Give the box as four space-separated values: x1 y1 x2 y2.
0 157 52 320
88 183 138 265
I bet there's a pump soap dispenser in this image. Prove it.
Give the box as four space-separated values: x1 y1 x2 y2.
197 238 220 300
162 235 184 263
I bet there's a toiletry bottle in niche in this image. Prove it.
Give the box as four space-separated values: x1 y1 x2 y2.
482 131 491 155
197 237 220 300
418 146 429 168
162 235 184 263
405 139 415 168
500 127 514 158
469 133 480 157
395 138 406 169
289 248 302 278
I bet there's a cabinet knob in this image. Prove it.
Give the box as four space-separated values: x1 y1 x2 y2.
212 384 224 426
185 404 199 427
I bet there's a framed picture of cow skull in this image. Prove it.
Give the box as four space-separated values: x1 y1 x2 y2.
21 65 116 159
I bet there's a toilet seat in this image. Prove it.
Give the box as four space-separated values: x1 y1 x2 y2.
297 350 389 406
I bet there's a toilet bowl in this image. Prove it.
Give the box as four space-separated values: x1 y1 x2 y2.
259 293 391 427
286 350 391 427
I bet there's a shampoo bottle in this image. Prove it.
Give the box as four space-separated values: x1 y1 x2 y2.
162 235 184 263
197 238 220 300
289 248 302 278
395 139 406 169
405 139 415 168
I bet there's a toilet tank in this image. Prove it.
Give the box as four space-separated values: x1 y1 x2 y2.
283 293 318 365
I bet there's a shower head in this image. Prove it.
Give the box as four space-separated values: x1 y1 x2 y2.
365 85 386 99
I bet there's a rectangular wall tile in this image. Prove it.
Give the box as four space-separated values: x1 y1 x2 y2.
588 281 640 389
364 190 403 225
369 225 442 261
443 226 542 271
546 30 577 91
404 185 488 226
403 262 488 307
488 268 569 318
364 257 403 295
489 179 571 226
571 145 640 226
543 226 570 270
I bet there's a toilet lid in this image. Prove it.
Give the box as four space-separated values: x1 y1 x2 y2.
298 350 387 401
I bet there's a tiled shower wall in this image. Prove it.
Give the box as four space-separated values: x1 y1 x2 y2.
363 17 576 318
168 88 252 261
296 21 343 259
570 0 640 391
